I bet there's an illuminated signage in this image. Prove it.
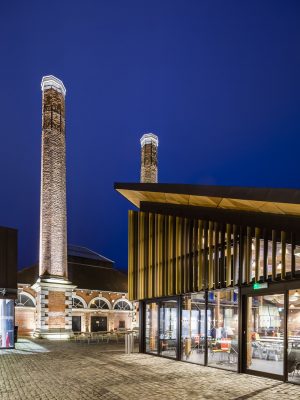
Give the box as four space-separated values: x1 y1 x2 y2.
253 282 268 290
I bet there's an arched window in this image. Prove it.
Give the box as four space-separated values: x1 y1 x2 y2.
113 299 132 311
72 297 85 309
15 293 35 307
89 297 111 310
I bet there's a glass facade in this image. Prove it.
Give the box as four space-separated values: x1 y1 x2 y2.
181 293 205 364
144 289 238 370
288 290 300 383
159 300 178 358
134 210 300 383
0 299 14 349
246 294 285 376
207 289 239 371
145 302 158 354
142 287 300 383
145 299 178 358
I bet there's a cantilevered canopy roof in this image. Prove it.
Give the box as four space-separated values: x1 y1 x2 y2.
114 183 300 217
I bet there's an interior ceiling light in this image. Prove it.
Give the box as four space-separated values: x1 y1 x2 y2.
294 249 300 256
289 291 300 302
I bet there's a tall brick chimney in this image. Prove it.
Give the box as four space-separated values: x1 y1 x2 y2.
140 133 159 183
33 75 75 339
39 75 67 278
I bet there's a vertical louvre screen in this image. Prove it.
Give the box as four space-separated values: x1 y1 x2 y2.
128 210 293 301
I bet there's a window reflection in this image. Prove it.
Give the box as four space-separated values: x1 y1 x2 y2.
251 239 264 280
276 243 282 275
256 240 294 278
207 289 239 371
181 293 205 364
295 246 300 272
267 241 273 277
286 244 292 274
288 289 300 383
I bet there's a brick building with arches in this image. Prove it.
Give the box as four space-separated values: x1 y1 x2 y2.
15 245 136 336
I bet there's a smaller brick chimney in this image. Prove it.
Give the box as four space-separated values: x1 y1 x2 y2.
140 133 159 183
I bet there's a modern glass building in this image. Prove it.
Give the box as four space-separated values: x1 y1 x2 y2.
115 182 300 384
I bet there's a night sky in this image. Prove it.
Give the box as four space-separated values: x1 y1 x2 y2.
0 1 299 272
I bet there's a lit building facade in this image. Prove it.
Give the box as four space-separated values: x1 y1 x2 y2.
16 245 136 336
3 76 138 342
32 75 74 339
23 75 137 340
116 182 300 384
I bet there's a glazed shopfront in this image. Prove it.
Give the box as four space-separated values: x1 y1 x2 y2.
115 182 300 384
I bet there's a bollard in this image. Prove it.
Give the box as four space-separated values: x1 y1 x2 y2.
129 332 133 353
125 332 134 354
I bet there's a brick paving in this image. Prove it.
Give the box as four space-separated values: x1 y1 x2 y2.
0 339 300 400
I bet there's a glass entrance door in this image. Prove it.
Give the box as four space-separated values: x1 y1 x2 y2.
181 293 205 364
145 302 159 354
159 299 178 359
246 294 285 377
144 298 178 358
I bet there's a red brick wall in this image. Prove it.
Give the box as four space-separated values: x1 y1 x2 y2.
15 308 35 335
48 291 66 328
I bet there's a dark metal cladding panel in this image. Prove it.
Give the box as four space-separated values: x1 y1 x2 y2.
226 224 232 286
220 224 226 286
203 221 208 288
291 232 296 278
281 231 286 279
0 226 17 294
214 222 219 289
272 230 277 281
246 227 252 284
192 220 198 292
263 229 268 281
255 227 260 282
233 225 238 286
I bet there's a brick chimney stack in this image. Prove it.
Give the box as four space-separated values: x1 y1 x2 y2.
39 75 67 278
33 75 75 340
140 133 159 183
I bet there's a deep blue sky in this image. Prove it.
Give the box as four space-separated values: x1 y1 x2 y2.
0 1 299 271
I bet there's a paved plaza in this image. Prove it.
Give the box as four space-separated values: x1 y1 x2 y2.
0 339 300 400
